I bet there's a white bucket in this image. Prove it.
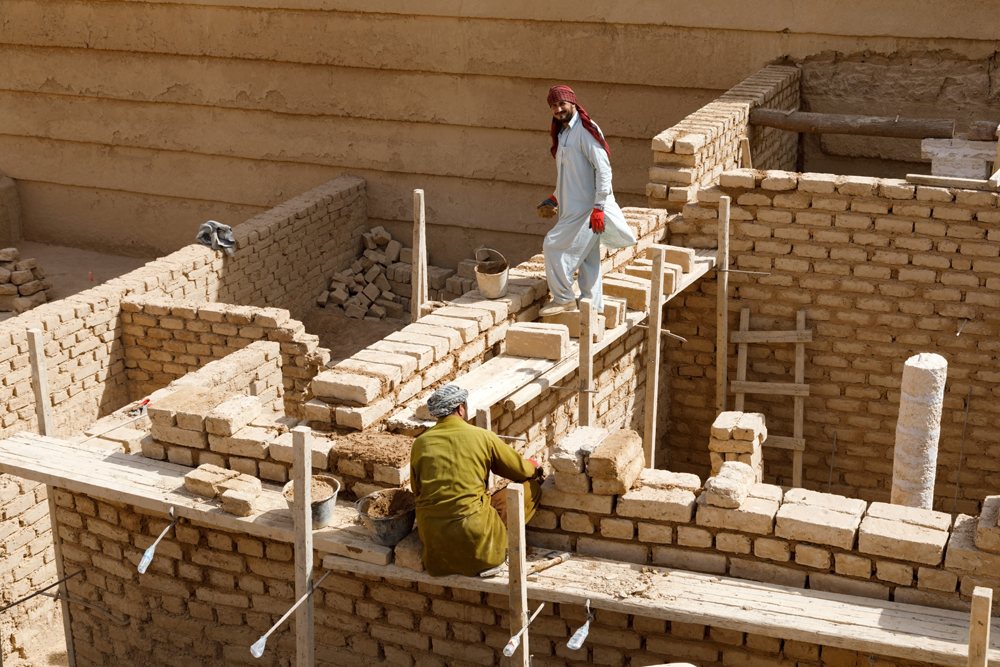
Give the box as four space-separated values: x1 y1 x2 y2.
474 247 509 299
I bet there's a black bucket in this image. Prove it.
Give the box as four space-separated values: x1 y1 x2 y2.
355 489 416 547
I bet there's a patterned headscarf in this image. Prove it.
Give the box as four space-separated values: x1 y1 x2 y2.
547 85 610 159
427 385 469 418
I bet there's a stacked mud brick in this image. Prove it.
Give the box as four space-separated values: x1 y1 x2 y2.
0 248 52 313
709 411 765 480
525 459 993 610
647 65 800 212
550 427 645 497
49 488 928 667
121 297 328 419
665 168 1000 506
183 464 263 517
319 225 455 320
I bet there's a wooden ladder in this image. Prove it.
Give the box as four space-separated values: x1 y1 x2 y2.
730 307 811 488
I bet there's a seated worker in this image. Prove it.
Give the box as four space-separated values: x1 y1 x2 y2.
410 385 542 577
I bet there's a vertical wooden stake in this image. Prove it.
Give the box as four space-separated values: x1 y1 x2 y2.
968 586 992 667
643 246 666 469
411 189 428 322
476 407 495 490
734 307 750 412
506 482 529 667
579 298 595 427
292 426 314 667
793 309 806 488
716 196 731 416
27 329 53 436
46 487 76 667
740 137 754 170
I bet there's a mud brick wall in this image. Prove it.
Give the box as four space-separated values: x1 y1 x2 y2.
662 168 1000 512
51 487 943 667
306 208 668 433
0 477 57 664
647 65 800 212
121 297 328 418
527 472 1000 615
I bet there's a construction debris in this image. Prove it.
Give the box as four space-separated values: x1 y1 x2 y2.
0 248 52 313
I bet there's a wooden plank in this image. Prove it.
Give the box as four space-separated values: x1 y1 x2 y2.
970 587 992 667
0 433 392 566
730 330 813 344
730 381 810 397
647 245 695 273
411 189 427 323
27 329 54 437
734 307 749 413
292 427 314 667
793 309 806 488
751 109 954 139
644 247 665 468
579 298 595 427
716 197 730 415
47 484 76 667
320 553 1000 667
507 482 529 666
763 435 806 452
906 174 999 192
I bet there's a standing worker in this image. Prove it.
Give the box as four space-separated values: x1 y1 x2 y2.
537 85 637 317
410 385 543 577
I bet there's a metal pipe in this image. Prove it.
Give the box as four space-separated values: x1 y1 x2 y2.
0 569 84 614
251 570 333 658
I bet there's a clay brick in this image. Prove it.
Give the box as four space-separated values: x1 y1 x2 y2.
716 532 751 554
704 462 755 508
616 486 696 522
313 370 383 405
754 538 790 562
794 544 831 569
834 553 871 578
808 573 888 600
637 523 672 544
730 558 806 588
917 566 957 593
875 560 913 586
183 464 239 498
576 536 648 565
637 469 701 491
696 485 780 535
775 489 865 549
205 394 261 436
208 426 271 459
554 471 590 494
857 515 948 565
540 477 613 514
504 322 569 360
561 512 594 534
600 518 635 540
151 424 208 449
551 426 606 473
588 429 642 478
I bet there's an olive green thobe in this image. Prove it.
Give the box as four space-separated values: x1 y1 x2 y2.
410 415 541 577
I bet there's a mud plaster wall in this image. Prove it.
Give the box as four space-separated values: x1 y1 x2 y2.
796 51 1000 178
51 488 940 667
0 173 21 249
0 476 57 664
3 1 999 268
662 168 1000 513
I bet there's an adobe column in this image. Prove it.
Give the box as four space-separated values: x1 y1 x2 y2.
891 353 947 510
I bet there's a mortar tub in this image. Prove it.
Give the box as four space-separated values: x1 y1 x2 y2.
355 489 417 547
282 475 341 530
474 247 509 299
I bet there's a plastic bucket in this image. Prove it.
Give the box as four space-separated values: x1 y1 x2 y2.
474 247 509 299
282 474 341 530
355 489 417 547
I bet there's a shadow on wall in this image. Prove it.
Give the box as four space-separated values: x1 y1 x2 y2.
0 173 22 249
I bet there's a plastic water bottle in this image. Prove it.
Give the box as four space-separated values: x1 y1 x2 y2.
503 635 521 657
250 636 267 658
567 619 590 651
137 546 155 574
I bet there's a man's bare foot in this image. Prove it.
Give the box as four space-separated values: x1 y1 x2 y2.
539 301 578 317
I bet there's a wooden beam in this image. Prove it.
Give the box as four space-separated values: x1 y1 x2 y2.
644 246 666 469
750 109 954 139
734 307 749 413
476 408 495 490
292 426 314 667
27 329 53 437
764 435 806 452
507 482 529 667
730 330 813 344
47 485 76 667
579 298 595 427
969 121 1000 142
968 586 992 667
906 174 998 192
793 309 806 488
411 189 428 323
729 381 810 397
716 196 730 415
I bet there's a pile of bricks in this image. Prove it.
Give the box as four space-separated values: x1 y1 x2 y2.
551 427 645 497
319 225 458 320
646 65 800 212
183 464 263 516
709 411 765 480
0 248 52 313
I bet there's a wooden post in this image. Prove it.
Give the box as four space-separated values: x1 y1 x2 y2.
476 408 491 431
793 309 806 488
27 329 53 436
643 246 665 469
734 307 749 412
968 586 992 667
411 189 428 322
46 487 76 667
506 482 529 667
740 138 753 170
716 196 731 415
292 426 314 667
579 298 595 427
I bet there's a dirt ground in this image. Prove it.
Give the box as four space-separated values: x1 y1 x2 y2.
5 607 69 667
300 305 408 364
18 241 150 302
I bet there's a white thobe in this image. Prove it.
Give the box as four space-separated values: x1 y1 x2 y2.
543 111 636 313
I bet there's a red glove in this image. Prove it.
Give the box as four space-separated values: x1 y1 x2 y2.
528 458 538 468
590 208 605 233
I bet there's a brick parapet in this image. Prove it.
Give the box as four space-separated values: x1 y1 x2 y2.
647 66 800 212
663 168 1000 511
